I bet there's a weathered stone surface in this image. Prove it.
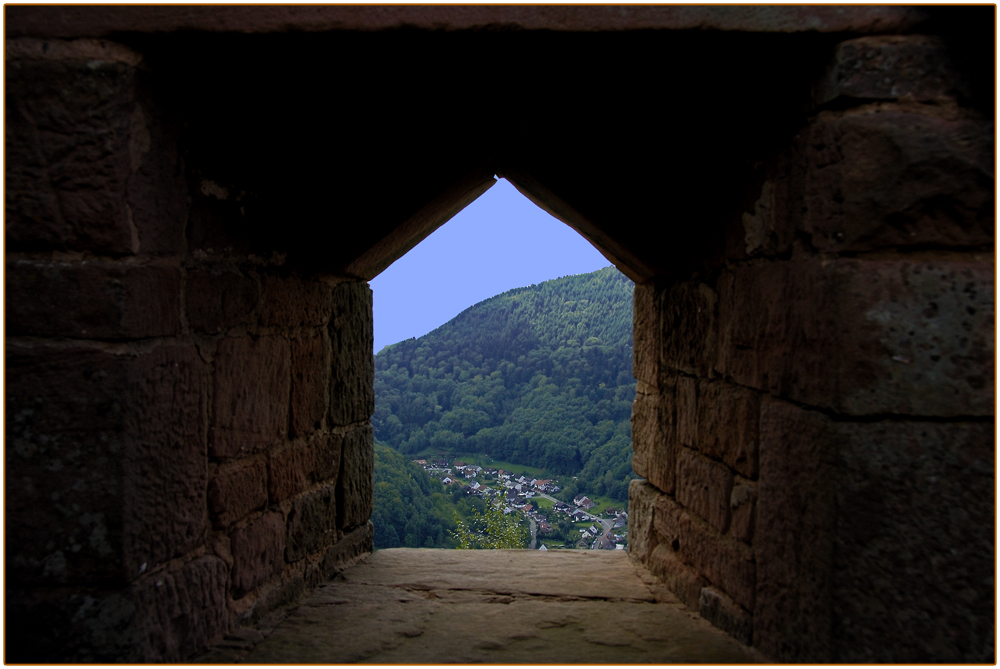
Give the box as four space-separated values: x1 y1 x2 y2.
716 257 994 416
696 380 759 477
754 397 835 662
337 424 373 530
231 511 286 598
6 344 127 584
131 555 229 662
632 282 659 386
208 457 267 529
259 274 334 327
7 260 182 338
209 336 290 458
660 280 717 378
676 447 734 534
184 269 259 333
123 345 208 578
729 481 757 545
815 36 969 105
630 380 677 495
286 486 338 563
802 105 993 253
678 511 755 613
244 548 759 664
290 332 329 438
329 281 374 425
5 56 137 254
267 441 317 503
676 375 697 447
627 479 661 563
831 419 994 663
647 543 707 611
321 520 374 580
313 431 344 483
652 493 683 548
700 586 753 646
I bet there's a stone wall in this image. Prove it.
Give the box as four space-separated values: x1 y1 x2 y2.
629 34 994 663
5 39 374 662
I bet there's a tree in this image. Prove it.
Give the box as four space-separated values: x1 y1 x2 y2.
451 495 528 549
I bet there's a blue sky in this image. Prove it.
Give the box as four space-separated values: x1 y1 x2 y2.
370 178 613 352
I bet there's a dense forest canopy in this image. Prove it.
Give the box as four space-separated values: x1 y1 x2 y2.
373 266 637 501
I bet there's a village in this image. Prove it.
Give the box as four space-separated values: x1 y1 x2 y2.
413 458 629 551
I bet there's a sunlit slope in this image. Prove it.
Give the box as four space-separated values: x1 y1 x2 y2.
373 266 636 501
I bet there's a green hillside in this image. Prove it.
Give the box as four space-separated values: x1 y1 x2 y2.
373 266 637 501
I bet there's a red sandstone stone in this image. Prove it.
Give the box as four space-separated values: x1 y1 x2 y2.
754 397 835 662
290 333 329 438
230 511 286 598
632 283 659 386
286 485 338 562
7 260 182 339
209 336 290 458
630 380 677 495
267 441 317 504
184 269 259 333
699 586 753 646
313 432 344 484
652 494 684 548
696 380 759 478
647 543 707 611
677 511 755 613
627 479 663 563
337 425 374 531
660 280 717 379
259 274 334 327
815 36 969 105
803 105 993 253
329 282 374 426
321 520 374 580
207 457 267 529
676 447 734 534
122 345 209 578
676 376 697 447
729 481 757 545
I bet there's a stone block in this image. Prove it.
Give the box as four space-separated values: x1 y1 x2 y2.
5 56 136 254
647 543 708 611
259 274 334 327
815 36 969 105
209 336 290 458
627 479 661 563
716 257 994 416
313 432 344 484
7 259 182 338
230 511 286 598
268 441 316 504
290 332 330 438
676 447 734 534
660 280 717 378
696 380 759 478
754 397 835 662
677 510 755 613
329 281 374 426
208 457 267 529
729 481 757 545
831 419 994 663
6 345 128 585
802 105 993 253
286 485 338 562
651 494 683 549
321 520 375 580
184 269 259 333
699 586 753 646
337 424 374 530
122 345 209 578
632 282 659 386
630 380 677 495
676 376 697 447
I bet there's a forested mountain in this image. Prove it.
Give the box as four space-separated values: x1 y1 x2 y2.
373 266 637 501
